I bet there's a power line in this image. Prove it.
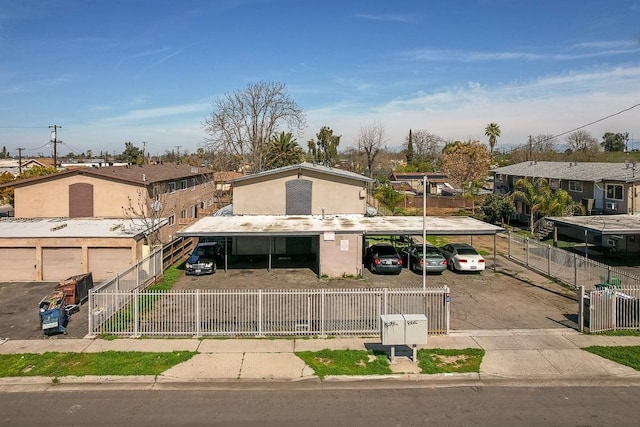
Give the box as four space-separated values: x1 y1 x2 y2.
550 102 640 140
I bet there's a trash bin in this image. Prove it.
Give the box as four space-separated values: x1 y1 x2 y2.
39 290 69 336
55 272 93 305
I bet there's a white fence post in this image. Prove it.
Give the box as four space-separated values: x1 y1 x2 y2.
257 289 263 337
195 289 201 338
320 288 326 338
133 288 139 337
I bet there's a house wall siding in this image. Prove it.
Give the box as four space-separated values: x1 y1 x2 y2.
233 170 366 215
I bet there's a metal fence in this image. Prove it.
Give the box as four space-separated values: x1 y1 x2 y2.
88 286 450 337
507 231 640 291
89 247 164 334
579 286 640 333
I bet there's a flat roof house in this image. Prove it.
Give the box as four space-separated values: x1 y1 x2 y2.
179 163 503 278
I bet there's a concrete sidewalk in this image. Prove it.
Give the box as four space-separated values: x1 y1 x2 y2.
2 328 640 387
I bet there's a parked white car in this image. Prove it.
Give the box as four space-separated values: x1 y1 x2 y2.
439 243 485 272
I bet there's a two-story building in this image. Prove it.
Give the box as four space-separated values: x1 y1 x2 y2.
491 161 640 217
0 163 215 281
178 162 503 277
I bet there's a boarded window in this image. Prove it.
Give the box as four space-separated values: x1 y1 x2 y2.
69 183 94 217
286 179 312 215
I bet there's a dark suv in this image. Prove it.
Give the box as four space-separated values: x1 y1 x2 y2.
185 242 222 275
364 243 403 274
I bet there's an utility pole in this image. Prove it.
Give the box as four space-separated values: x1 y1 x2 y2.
49 125 61 168
528 135 532 161
16 147 25 175
142 141 147 164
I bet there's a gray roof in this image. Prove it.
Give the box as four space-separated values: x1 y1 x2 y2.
0 217 167 239
231 162 375 184
177 214 504 237
491 161 640 183
546 214 640 235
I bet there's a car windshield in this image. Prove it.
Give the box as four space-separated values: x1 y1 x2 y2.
195 246 218 257
375 246 397 256
425 249 442 257
456 248 478 255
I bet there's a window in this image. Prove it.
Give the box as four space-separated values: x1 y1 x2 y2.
168 215 175 226
191 204 197 217
606 184 623 200
180 209 187 219
180 180 188 191
568 181 583 192
192 178 196 190
168 182 176 193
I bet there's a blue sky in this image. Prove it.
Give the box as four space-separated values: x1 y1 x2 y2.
1 0 640 158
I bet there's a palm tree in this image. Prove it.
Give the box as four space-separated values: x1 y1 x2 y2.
484 123 501 155
511 177 551 234
264 132 304 170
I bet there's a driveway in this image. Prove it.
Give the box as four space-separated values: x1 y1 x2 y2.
0 281 89 340
174 255 579 331
0 245 578 340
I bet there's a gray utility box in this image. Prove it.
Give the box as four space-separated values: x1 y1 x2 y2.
380 314 428 346
380 314 405 345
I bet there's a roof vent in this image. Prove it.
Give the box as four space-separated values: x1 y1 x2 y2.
142 174 146 181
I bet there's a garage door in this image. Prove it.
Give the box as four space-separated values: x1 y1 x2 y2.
42 248 83 282
0 248 36 281
88 248 132 282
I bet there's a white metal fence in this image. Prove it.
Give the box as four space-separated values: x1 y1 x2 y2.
580 286 640 333
88 287 450 337
507 232 640 291
88 248 163 334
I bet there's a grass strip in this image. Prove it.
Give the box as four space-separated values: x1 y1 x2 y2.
0 351 196 377
295 349 391 379
417 348 484 374
296 347 484 378
583 345 640 371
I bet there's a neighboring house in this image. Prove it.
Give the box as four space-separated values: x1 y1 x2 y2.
389 172 449 195
178 162 503 278
491 161 640 218
0 163 216 282
0 158 50 176
0 217 164 282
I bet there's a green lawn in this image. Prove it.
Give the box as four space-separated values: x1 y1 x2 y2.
583 346 640 371
296 347 484 379
0 351 196 378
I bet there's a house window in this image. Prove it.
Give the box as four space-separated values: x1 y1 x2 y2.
180 180 187 191
180 209 187 219
168 182 176 193
191 205 197 217
606 184 623 200
568 181 583 192
168 215 175 226
192 178 196 190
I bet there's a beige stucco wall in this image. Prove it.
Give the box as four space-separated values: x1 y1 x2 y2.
233 170 367 215
14 176 141 218
318 232 363 277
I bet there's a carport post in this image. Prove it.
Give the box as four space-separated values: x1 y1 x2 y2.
493 234 497 272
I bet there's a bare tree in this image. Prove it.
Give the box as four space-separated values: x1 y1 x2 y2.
122 184 175 247
566 130 599 153
403 129 444 166
357 121 388 177
202 81 306 173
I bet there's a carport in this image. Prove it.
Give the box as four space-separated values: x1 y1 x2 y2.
546 214 640 256
177 215 504 278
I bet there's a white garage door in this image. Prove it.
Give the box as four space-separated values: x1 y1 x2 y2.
88 248 132 282
0 248 36 281
42 248 83 282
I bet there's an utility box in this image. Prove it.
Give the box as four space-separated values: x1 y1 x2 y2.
403 314 428 345
380 314 405 345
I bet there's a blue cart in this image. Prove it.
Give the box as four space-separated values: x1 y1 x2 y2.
39 291 69 335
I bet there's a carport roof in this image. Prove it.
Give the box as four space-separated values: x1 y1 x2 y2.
177 215 504 237
546 214 640 235
0 217 166 238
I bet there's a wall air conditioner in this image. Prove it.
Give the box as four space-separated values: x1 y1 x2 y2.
605 201 617 211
